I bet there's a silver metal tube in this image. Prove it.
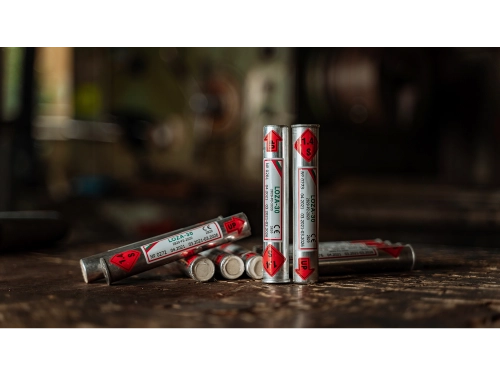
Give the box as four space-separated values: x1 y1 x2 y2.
315 241 415 275
291 124 320 283
80 215 224 283
262 124 290 283
254 239 415 275
220 243 263 280
201 248 245 280
99 213 251 285
176 254 215 282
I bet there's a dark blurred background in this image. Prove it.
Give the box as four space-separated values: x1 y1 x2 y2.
1 47 500 249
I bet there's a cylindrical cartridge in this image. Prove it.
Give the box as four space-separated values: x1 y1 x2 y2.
314 241 415 275
201 248 245 280
176 254 215 282
291 124 319 284
254 239 415 275
98 213 251 285
221 243 263 280
262 124 290 283
80 215 224 283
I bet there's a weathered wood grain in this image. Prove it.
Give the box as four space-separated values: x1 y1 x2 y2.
0 240 499 327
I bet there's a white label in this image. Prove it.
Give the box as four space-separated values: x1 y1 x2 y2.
298 167 317 250
318 242 378 259
263 158 283 241
141 223 223 264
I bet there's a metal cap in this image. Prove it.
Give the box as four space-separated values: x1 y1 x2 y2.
99 258 112 286
80 257 104 284
220 255 245 280
407 244 416 271
192 257 215 282
290 124 320 128
245 255 263 280
80 259 90 283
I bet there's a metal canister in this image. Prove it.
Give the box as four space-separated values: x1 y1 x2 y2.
263 124 290 283
315 240 415 275
80 215 224 283
221 243 263 280
291 124 319 284
98 213 251 285
201 248 245 280
176 254 215 282
254 239 415 275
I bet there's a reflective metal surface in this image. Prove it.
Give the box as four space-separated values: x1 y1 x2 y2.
292 124 320 283
98 213 251 285
262 124 290 283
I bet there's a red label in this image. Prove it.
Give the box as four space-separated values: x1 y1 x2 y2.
110 250 141 272
350 240 403 258
223 217 245 235
295 257 315 280
245 253 256 260
264 130 283 152
379 246 404 258
263 245 285 277
215 254 224 265
185 254 199 266
294 129 318 162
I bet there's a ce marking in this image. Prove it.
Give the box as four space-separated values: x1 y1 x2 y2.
202 225 212 233
272 224 281 234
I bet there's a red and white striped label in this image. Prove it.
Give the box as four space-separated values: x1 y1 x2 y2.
264 158 283 241
141 223 222 264
298 167 318 250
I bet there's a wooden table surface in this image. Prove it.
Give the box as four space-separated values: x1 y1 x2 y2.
1 237 500 328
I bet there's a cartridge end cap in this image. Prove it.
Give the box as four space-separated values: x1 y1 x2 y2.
221 256 245 280
246 255 263 280
408 244 416 271
193 258 215 282
99 258 112 286
80 259 89 283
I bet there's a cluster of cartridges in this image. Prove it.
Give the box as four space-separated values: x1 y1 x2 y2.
80 124 415 286
262 124 415 284
263 124 321 284
80 213 254 285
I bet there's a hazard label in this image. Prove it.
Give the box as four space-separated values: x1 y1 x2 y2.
264 130 283 153
223 217 246 234
298 167 318 250
141 223 222 264
263 244 286 277
110 250 141 272
294 128 318 162
263 158 283 241
295 257 315 280
379 246 404 258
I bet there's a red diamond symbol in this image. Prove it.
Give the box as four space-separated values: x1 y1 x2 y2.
294 129 318 162
110 250 141 272
262 244 286 277
380 246 404 258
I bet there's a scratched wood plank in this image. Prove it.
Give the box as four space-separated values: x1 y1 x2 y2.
0 240 499 328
